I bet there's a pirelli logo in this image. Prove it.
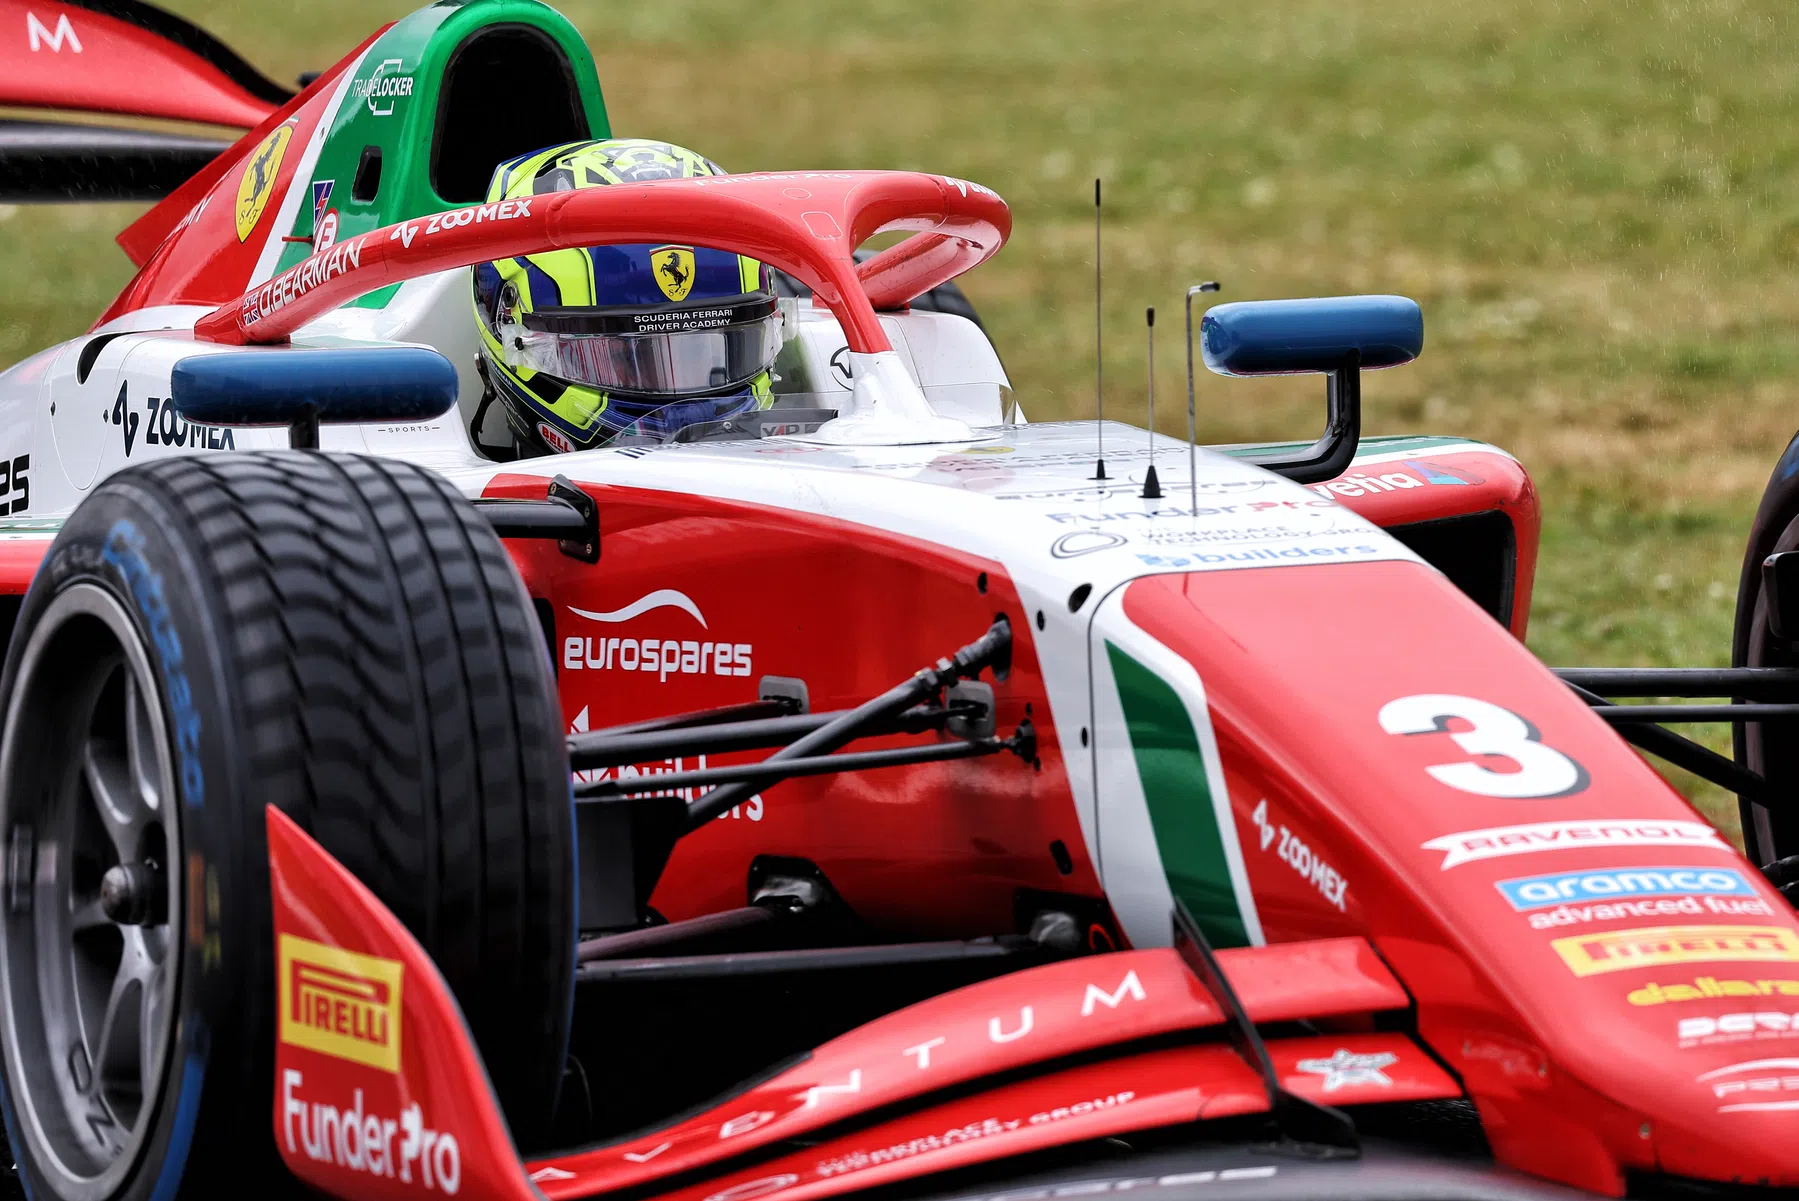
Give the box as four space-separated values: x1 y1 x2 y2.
278 935 403 1073
1553 925 1799 978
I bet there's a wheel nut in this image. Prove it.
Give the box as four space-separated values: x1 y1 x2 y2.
99 862 160 926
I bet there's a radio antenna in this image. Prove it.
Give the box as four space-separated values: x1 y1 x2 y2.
1183 281 1222 513
1142 307 1161 499
1091 178 1108 481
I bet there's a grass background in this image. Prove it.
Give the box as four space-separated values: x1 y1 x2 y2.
6 0 1793 839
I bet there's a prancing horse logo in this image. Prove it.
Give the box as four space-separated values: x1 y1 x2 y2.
235 124 293 242
652 246 696 302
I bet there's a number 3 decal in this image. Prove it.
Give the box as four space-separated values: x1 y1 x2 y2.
1378 694 1588 798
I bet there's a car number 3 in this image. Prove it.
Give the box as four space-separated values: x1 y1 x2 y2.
1378 693 1588 798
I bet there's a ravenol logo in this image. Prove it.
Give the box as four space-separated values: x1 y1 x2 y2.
279 935 403 1073
1497 866 1755 911
1553 925 1799 978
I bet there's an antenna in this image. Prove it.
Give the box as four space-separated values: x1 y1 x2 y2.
1183 281 1222 513
1091 178 1107 481
1142 307 1161 499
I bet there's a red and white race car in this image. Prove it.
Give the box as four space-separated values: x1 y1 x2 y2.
1 3 1797 1201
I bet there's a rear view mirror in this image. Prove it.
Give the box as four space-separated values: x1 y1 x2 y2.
1192 294 1423 484
171 345 460 449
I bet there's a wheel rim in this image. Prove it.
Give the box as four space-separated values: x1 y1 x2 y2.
0 583 183 1201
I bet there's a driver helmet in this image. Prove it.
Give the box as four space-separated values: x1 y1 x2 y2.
472 138 781 455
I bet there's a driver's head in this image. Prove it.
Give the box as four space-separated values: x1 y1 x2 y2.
472 138 782 455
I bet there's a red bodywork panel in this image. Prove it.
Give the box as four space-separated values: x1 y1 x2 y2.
0 538 53 596
267 807 537 1201
1303 449 1540 638
0 0 278 128
489 476 1097 936
269 804 1453 1201
1118 565 1799 1192
100 30 383 307
527 938 1409 1196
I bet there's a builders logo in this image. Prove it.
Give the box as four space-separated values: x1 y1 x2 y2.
236 124 293 242
279 934 403 1072
1552 925 1799 978
1497 867 1756 910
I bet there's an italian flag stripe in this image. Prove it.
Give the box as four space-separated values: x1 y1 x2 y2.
1106 641 1251 948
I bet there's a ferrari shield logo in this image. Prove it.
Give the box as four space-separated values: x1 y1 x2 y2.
653 246 696 302
235 124 293 243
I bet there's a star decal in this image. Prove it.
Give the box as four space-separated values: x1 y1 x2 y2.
1295 1048 1398 1092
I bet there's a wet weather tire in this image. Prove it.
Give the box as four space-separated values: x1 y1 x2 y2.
1733 430 1799 866
0 452 574 1201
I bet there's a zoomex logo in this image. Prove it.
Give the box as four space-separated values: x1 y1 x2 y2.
1552 925 1799 978
279 934 404 1073
1496 866 1756 910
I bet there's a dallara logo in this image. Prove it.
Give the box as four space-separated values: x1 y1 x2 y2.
279 935 403 1073
1554 925 1799 978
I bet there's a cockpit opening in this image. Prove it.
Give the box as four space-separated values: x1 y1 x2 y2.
431 24 590 204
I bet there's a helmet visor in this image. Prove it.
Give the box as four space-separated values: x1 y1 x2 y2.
500 294 782 398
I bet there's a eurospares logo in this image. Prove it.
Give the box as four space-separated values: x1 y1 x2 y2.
1496 866 1756 910
279 935 403 1072
564 590 752 681
1552 925 1799 978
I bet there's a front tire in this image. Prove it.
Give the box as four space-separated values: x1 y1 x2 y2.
0 453 574 1200
1733 430 1799 866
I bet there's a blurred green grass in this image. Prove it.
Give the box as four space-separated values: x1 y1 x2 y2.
8 0 1797 839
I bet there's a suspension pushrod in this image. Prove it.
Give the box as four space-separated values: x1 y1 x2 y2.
580 737 1004 800
681 619 1012 829
1555 667 1799 701
1565 681 1776 804
1590 704 1799 723
568 701 981 770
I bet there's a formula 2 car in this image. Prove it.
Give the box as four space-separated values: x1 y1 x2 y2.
2 3 1798 1200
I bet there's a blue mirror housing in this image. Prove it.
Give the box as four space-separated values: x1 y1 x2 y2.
1200 295 1423 377
171 346 459 448
1187 292 1422 484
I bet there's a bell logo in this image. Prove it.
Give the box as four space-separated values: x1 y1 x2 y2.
279 935 404 1073
1553 925 1799 978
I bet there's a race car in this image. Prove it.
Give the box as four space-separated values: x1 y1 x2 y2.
2 2 1798 1200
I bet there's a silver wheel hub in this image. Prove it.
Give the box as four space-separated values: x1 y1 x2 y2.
0 583 184 1201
